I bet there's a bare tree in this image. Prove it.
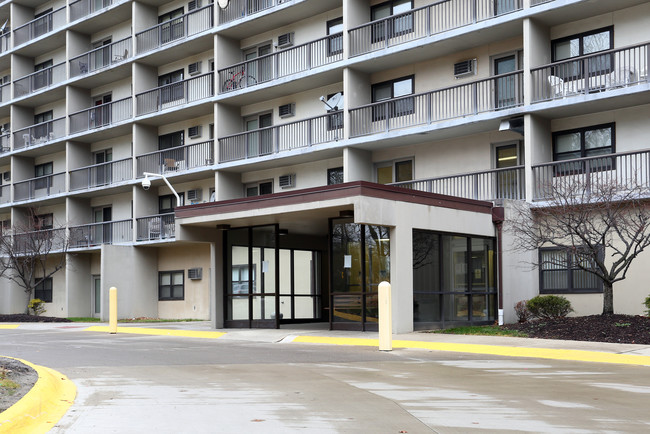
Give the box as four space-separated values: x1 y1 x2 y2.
508 173 650 315
0 210 70 313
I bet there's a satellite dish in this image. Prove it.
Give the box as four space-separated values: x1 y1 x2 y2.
218 0 230 9
321 92 343 111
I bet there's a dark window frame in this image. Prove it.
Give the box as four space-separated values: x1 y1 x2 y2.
35 277 53 302
159 270 184 301
159 193 184 214
326 17 343 56
327 167 344 185
34 213 53 230
539 247 604 294
158 130 184 150
371 75 414 121
551 26 614 80
370 0 414 43
158 69 185 104
245 180 273 197
34 162 54 190
552 123 615 175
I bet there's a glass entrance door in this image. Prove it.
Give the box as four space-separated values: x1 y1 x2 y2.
92 276 101 317
494 55 517 108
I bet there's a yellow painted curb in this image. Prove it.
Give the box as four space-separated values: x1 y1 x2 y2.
0 357 76 434
84 325 226 339
0 325 19 329
292 336 650 367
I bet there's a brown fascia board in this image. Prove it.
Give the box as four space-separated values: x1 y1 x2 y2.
175 181 494 219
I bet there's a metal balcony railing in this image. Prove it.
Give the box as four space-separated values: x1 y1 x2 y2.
350 71 523 137
390 166 525 201
13 7 66 46
136 5 213 54
136 72 213 116
136 140 214 177
70 0 114 22
69 37 132 77
13 118 66 150
0 185 10 204
219 33 343 93
531 0 554 5
0 83 10 104
0 33 10 54
13 63 65 98
218 0 281 24
69 97 133 134
532 149 650 201
69 158 133 191
136 213 175 241
69 219 133 248
218 111 343 163
349 0 523 57
13 172 66 202
0 133 10 153
532 42 650 103
13 228 66 253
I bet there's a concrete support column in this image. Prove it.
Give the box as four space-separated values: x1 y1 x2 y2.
390 223 413 334
523 114 551 202
343 147 372 183
523 18 550 106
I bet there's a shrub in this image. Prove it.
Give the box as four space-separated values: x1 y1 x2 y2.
514 300 532 323
526 295 573 319
28 298 46 316
644 295 650 316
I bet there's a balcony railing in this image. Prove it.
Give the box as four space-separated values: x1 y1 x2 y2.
13 7 66 46
69 158 133 191
219 111 343 163
14 63 66 98
0 33 10 54
14 172 66 201
531 0 554 5
70 0 114 22
69 37 132 78
136 140 214 177
69 97 133 134
136 213 175 241
349 0 523 57
532 149 650 201
532 42 649 103
0 133 10 153
0 185 10 204
136 72 213 116
219 33 343 93
218 0 280 24
13 118 66 150
0 83 10 104
350 71 523 137
13 228 66 253
136 5 213 54
390 166 525 201
69 219 132 248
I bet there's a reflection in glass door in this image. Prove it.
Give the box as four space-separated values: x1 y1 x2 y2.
92 276 101 317
494 55 516 108
495 143 520 199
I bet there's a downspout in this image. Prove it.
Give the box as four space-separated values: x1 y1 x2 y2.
492 207 505 325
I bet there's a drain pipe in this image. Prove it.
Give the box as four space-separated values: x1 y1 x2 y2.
492 207 505 326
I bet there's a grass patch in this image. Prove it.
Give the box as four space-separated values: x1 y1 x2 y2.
68 317 101 322
68 317 204 323
428 325 529 337
0 378 19 393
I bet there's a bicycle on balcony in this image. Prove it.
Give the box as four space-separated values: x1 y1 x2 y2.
221 67 257 92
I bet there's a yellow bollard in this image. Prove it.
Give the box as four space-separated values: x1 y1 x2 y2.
109 287 117 334
378 281 392 351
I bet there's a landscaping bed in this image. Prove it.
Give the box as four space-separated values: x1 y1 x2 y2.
0 314 71 323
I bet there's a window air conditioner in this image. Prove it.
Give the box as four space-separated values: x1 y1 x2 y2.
188 61 202 76
279 174 295 189
454 59 476 78
188 125 202 138
277 32 294 49
188 268 202 280
187 188 203 201
188 0 202 11
278 103 295 118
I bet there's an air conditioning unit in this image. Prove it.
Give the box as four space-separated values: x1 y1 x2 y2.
278 103 295 118
279 174 295 189
188 125 202 138
188 267 202 280
188 61 202 76
188 0 202 11
187 188 203 201
277 32 294 49
454 59 476 78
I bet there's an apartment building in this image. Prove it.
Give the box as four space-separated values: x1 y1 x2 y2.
0 0 648 332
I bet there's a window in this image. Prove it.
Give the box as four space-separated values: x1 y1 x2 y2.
35 277 53 302
327 17 343 56
158 131 184 150
159 193 184 214
371 76 414 121
33 213 53 230
158 70 184 104
34 162 53 190
325 92 344 130
33 60 53 90
540 248 602 293
158 7 185 44
328 167 344 185
553 124 614 174
231 264 254 295
375 159 413 184
371 0 413 43
246 180 273 197
159 270 184 300
552 27 613 80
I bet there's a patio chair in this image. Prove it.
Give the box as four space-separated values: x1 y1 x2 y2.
548 75 565 98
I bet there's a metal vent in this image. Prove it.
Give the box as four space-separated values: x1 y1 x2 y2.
188 61 202 76
279 174 295 189
187 189 202 201
188 125 202 138
454 59 476 77
278 103 295 118
188 268 202 280
277 32 294 49
188 0 202 11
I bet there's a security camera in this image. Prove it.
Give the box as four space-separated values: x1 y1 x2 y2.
319 95 325 102
142 177 151 190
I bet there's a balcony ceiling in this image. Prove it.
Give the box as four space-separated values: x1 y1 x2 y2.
69 2 132 34
531 0 650 27
219 144 344 174
0 54 8 71
135 33 214 67
13 139 66 158
67 183 134 199
69 63 132 90
13 31 65 58
68 122 132 144
135 100 214 127
0 104 9 118
13 86 66 109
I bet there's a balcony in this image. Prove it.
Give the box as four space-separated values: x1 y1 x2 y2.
218 111 343 163
13 63 66 98
0 185 10 204
13 228 66 253
13 172 66 202
349 0 523 57
532 149 650 201
13 7 66 47
69 158 133 191
390 166 525 202
531 0 554 5
136 5 213 54
136 140 214 177
532 42 649 103
218 0 283 25
136 213 175 241
135 72 213 116
70 0 114 22
350 71 523 138
218 33 343 94
13 118 66 150
0 132 9 153
69 97 133 134
0 33 10 55
0 82 9 104
69 219 133 248
69 37 132 78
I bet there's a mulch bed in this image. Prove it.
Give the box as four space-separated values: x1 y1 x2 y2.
0 314 71 323
502 314 650 345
